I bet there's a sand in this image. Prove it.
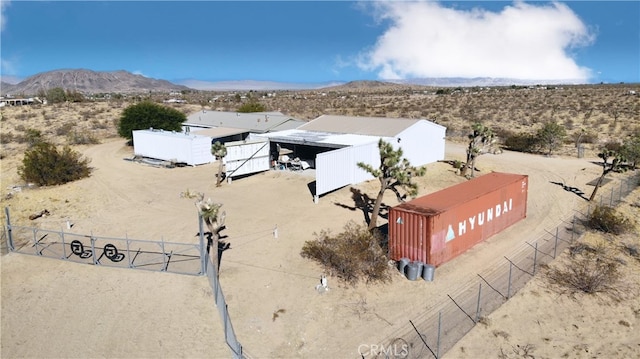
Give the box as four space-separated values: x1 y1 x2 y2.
1 138 637 358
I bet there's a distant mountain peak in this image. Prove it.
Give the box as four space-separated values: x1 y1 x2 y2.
1 69 190 96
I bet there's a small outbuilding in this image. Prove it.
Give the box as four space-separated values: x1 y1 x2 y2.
132 129 215 166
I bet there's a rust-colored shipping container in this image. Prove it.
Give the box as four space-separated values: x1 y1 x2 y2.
388 172 528 267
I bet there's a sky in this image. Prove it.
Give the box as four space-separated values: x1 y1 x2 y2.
1 1 638 88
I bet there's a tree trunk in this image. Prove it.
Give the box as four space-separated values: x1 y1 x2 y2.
470 156 477 177
216 159 224 187
368 189 385 230
588 173 606 202
204 219 219 274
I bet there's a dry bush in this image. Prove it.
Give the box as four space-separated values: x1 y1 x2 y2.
587 205 633 235
66 130 100 145
546 242 622 295
300 221 391 285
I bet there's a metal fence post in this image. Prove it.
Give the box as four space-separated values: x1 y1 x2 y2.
5 207 14 251
475 283 482 323
61 227 67 260
507 262 512 299
90 233 97 265
199 214 206 275
610 187 614 206
571 215 576 241
224 304 229 340
533 242 538 274
126 237 132 268
161 237 167 271
32 228 39 254
436 311 442 359
620 180 624 200
553 228 559 259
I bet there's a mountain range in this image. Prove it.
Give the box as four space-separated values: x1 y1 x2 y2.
0 69 583 96
1 69 190 96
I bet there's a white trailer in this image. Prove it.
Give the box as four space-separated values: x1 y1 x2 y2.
132 129 215 166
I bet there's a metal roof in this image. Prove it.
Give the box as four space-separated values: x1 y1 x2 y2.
132 129 210 140
190 127 249 138
298 115 441 137
395 172 528 215
184 110 306 133
253 129 383 148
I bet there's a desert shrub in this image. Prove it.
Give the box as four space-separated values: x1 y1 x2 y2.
56 123 76 136
18 141 92 186
587 205 633 235
117 101 186 141
15 128 45 146
237 100 266 113
503 132 539 153
300 221 391 285
603 140 623 152
91 119 111 130
571 130 598 145
66 130 100 145
1 131 15 143
546 243 621 294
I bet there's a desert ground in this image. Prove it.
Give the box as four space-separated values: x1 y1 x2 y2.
2 131 638 358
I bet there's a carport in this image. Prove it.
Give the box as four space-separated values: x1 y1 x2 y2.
251 129 382 203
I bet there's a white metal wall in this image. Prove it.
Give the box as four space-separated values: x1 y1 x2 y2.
315 142 379 197
395 121 446 167
132 130 215 166
224 138 270 178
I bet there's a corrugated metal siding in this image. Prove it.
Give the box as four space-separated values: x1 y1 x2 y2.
315 142 378 196
132 130 214 166
389 210 430 263
225 139 271 178
396 121 446 166
389 173 528 267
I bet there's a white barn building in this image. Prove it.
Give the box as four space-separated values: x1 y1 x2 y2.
252 115 446 202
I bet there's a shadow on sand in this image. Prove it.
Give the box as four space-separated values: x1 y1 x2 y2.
549 181 589 201
333 187 390 227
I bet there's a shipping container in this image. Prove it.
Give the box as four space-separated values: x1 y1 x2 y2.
388 172 528 267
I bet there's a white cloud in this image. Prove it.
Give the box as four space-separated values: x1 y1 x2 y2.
133 70 147 77
0 0 9 31
358 1 595 82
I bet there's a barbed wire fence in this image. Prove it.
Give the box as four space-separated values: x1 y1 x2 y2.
375 172 639 359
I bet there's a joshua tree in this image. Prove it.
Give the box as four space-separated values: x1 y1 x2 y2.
357 139 426 230
182 190 226 272
211 141 227 187
461 122 494 178
589 146 626 202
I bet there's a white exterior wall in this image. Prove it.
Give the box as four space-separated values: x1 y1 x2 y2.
132 130 215 166
225 138 271 178
315 142 378 198
393 121 446 166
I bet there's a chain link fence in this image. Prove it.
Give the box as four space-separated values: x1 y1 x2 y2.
3 209 247 359
374 172 639 359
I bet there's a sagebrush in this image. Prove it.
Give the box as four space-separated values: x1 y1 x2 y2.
300 221 391 285
546 242 621 294
587 205 633 235
18 141 92 186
